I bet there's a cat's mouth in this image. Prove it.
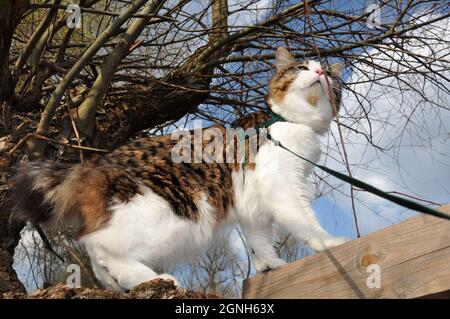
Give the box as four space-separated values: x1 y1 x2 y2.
310 79 320 86
308 75 326 87
308 80 322 90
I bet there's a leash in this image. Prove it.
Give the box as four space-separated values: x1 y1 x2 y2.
241 112 450 221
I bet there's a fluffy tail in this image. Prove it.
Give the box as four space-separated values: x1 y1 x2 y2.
8 160 141 236
7 161 80 228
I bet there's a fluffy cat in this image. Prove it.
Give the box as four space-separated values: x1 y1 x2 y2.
8 47 348 291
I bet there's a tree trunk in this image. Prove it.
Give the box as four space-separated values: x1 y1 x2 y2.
0 0 29 295
0 0 29 101
0 155 25 294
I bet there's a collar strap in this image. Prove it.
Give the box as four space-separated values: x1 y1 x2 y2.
240 111 286 169
254 112 286 131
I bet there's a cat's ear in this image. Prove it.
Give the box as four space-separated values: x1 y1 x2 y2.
275 47 295 72
330 63 343 77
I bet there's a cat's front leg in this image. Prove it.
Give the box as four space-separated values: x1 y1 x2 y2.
255 257 287 273
269 196 349 252
240 220 286 274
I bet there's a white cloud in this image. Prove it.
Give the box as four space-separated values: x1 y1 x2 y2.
228 0 272 26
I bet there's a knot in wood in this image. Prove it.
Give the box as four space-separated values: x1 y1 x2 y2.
360 253 379 267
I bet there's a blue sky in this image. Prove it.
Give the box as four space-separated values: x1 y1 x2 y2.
314 197 356 238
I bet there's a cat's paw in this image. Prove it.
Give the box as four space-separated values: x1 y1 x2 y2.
309 236 349 252
255 258 287 274
333 236 350 246
157 273 180 287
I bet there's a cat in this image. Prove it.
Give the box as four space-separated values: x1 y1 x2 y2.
8 47 348 291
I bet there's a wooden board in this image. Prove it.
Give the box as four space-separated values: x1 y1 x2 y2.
242 204 450 299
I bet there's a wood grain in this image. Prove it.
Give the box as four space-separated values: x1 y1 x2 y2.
242 204 450 299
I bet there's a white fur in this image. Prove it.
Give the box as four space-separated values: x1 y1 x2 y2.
80 61 348 290
81 191 216 290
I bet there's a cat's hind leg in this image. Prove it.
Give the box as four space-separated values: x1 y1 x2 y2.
99 257 178 291
90 259 121 290
86 245 178 291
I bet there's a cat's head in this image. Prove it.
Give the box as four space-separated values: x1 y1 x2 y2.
266 47 343 134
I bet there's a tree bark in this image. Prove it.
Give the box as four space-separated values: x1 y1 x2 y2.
75 0 165 137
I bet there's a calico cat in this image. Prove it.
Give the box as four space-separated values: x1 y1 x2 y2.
8 47 348 291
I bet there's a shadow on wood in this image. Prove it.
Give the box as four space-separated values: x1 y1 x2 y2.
242 204 450 299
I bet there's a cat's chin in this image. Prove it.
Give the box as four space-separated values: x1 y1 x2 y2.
308 81 321 90
318 76 331 94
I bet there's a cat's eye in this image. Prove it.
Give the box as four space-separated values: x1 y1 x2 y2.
295 65 308 71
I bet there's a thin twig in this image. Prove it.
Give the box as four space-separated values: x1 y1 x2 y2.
28 3 175 21
9 133 108 156
35 225 65 263
276 234 291 255
235 227 252 279
67 99 84 162
303 0 361 237
62 244 101 289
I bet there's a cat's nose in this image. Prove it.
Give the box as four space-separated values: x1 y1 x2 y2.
315 68 324 76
